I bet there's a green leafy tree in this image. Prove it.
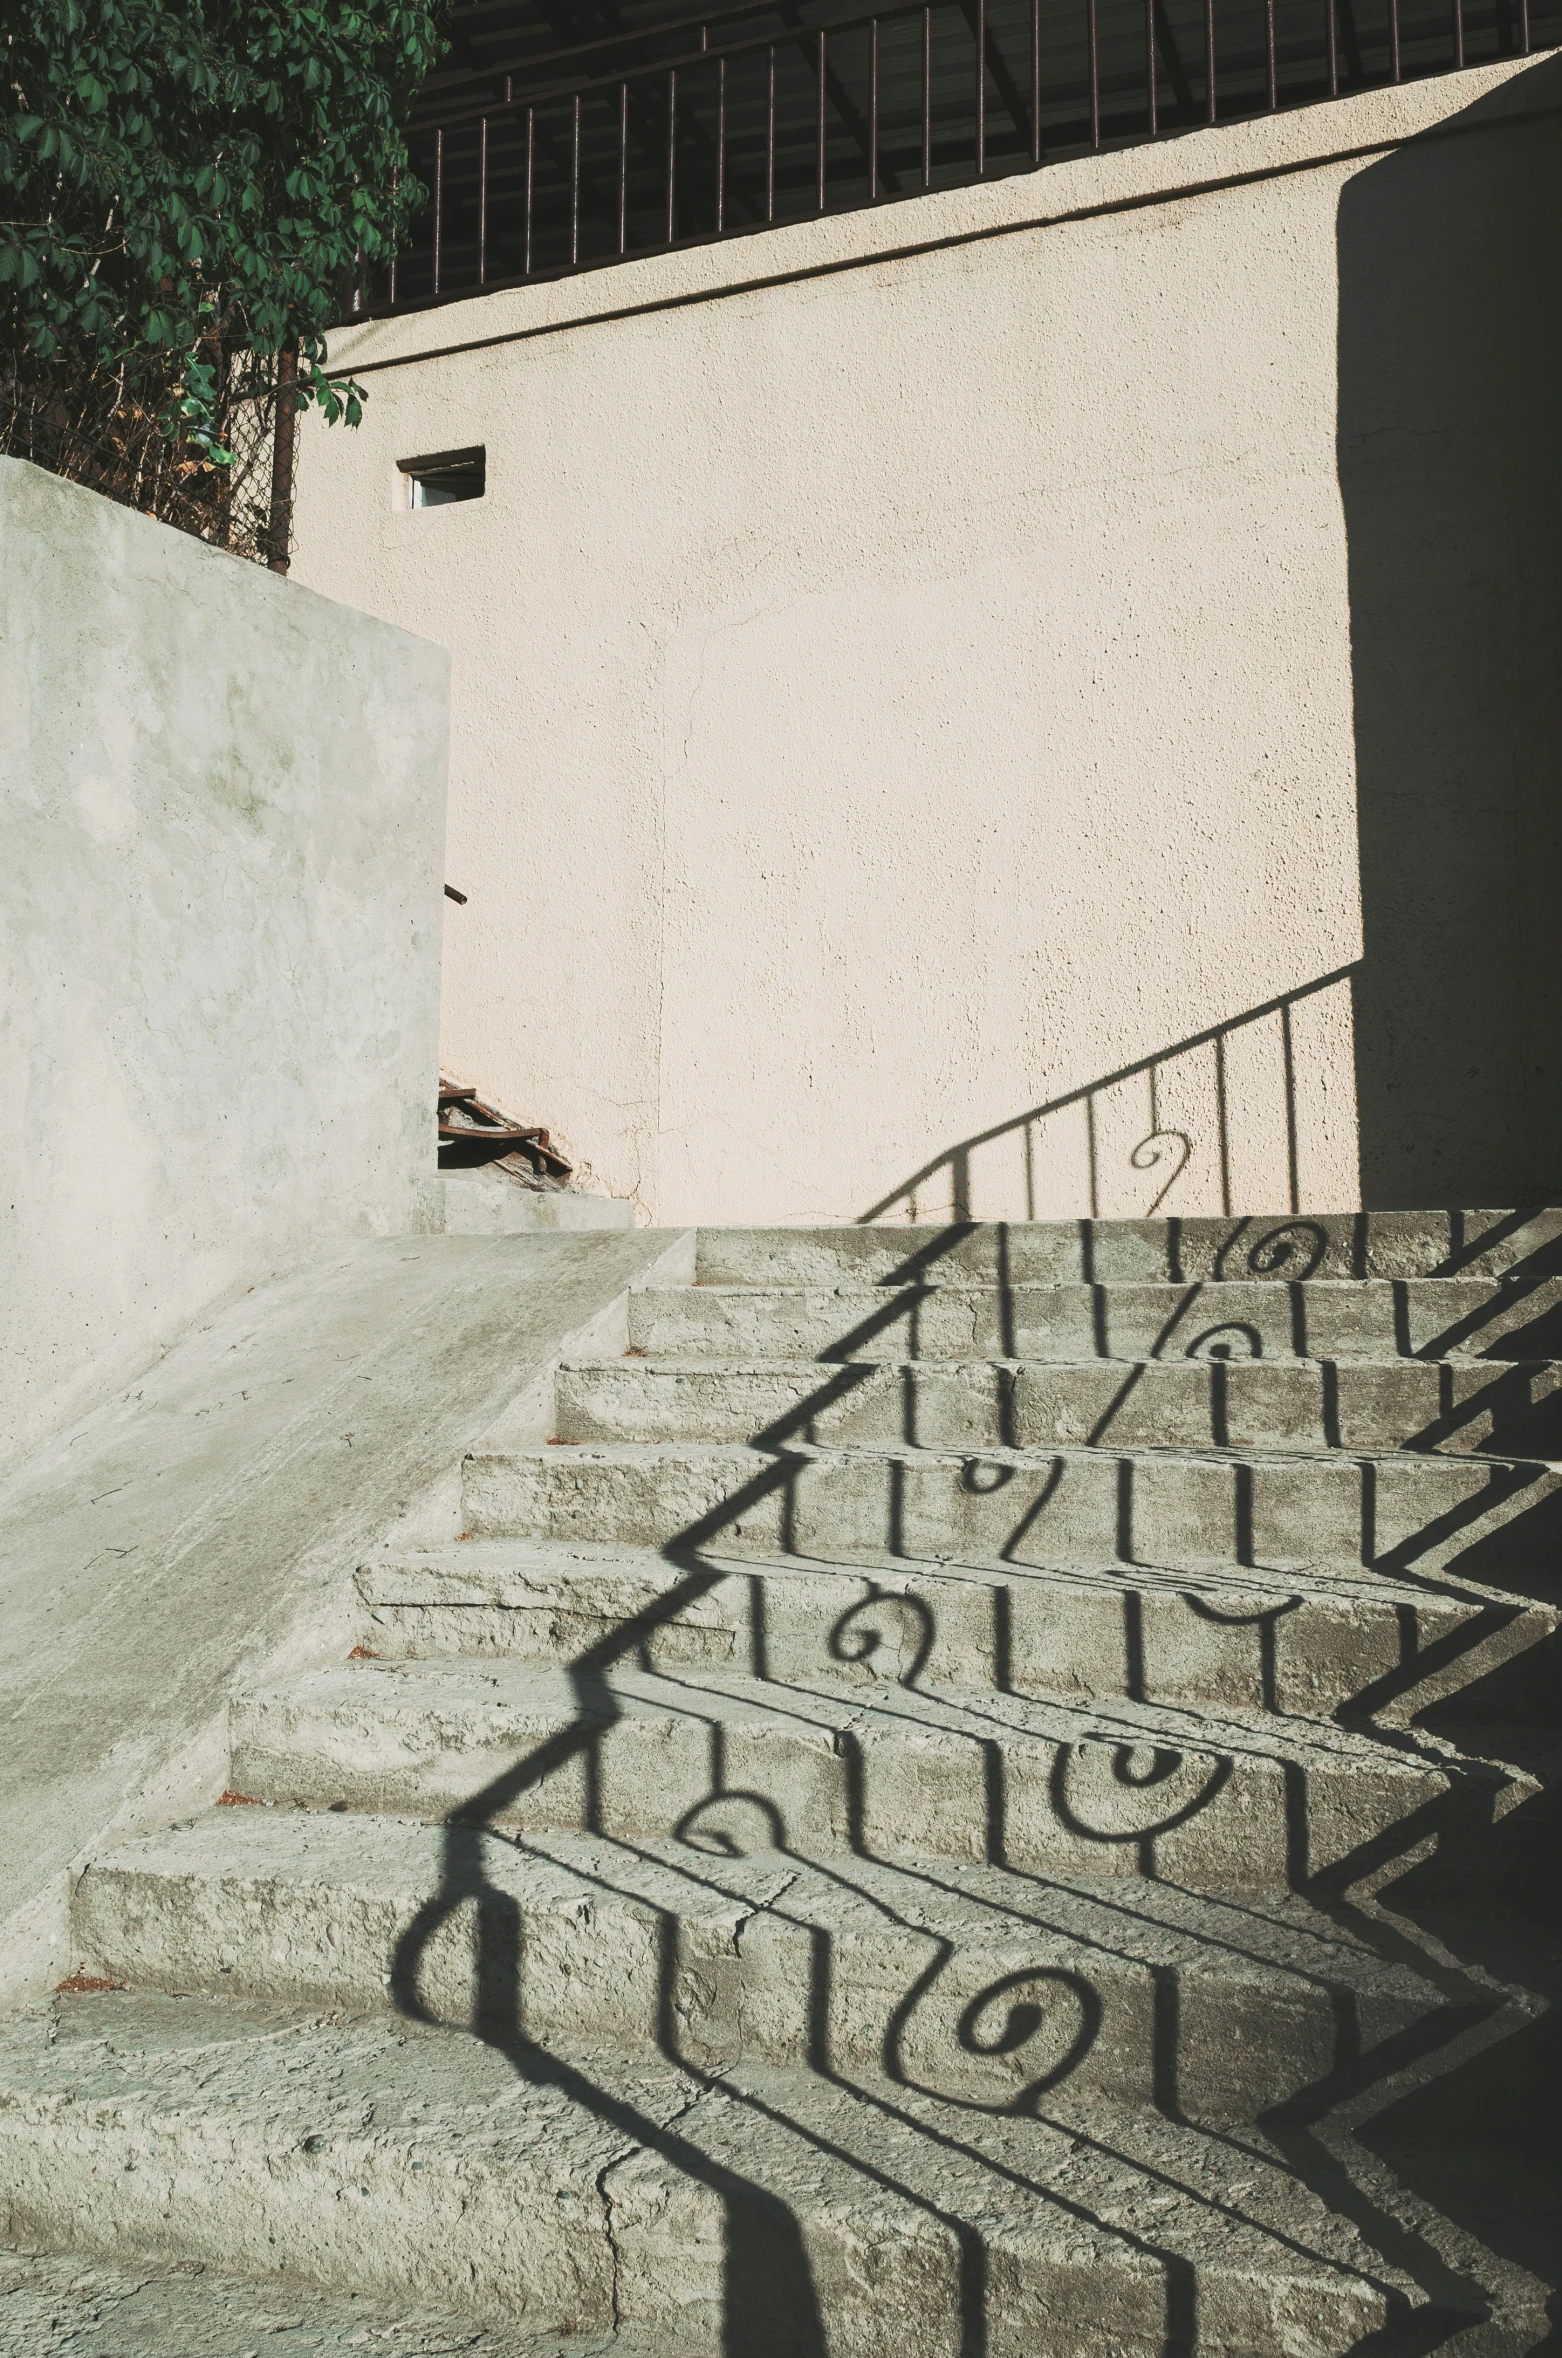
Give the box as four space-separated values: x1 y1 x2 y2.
1 1 441 560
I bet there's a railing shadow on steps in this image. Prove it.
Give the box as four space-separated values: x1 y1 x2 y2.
858 965 1361 1227
386 1228 1558 2358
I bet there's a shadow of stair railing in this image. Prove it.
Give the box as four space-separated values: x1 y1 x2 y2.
387 1222 1557 2358
860 966 1361 1225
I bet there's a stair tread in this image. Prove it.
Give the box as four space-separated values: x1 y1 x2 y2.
694 1213 1562 1287
0 2242 604 2358
568 1352 1562 1371
360 1533 1553 1611
0 1986 1444 2350
485 1434 1562 1472
235 1653 1531 1784
86 1809 1452 1998
657 1277 1562 1294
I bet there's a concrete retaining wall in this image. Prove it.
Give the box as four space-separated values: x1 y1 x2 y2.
294 53 1562 1226
0 460 451 1460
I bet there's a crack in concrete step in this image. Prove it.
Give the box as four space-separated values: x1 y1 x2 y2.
0 1989 1454 2358
73 1809 1485 2125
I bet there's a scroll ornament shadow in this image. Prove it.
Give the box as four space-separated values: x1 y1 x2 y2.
385 1211 1550 2354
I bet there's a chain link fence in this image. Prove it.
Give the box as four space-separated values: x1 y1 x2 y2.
0 338 286 568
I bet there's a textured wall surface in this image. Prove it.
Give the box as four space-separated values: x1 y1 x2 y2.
0 460 450 1459
294 55 1562 1225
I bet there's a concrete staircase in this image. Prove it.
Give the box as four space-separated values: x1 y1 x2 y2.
6 1212 1558 2354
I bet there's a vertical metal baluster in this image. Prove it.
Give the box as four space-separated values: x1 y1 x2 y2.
1389 0 1401 77
433 126 444 295
1031 0 1041 162
524 105 534 277
1519 0 1530 47
976 0 987 172
1281 1002 1300 1217
619 80 628 253
1089 0 1101 147
667 68 677 244
1145 0 1157 133
1204 0 1216 119
817 28 827 212
478 117 488 285
717 56 727 232
1266 0 1278 104
1452 0 1464 64
922 4 932 186
1325 0 1338 94
870 18 880 199
1214 1031 1232 1217
767 45 776 220
571 92 581 267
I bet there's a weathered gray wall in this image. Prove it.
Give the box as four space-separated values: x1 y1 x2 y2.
0 459 451 1461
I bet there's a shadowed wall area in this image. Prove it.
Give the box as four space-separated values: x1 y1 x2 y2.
1339 54 1562 1209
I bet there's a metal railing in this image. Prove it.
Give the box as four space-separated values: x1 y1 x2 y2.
359 0 1554 313
860 965 1359 1223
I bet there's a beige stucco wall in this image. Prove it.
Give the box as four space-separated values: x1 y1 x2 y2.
293 53 1562 1226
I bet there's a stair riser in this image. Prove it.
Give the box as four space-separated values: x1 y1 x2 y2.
694 1212 1562 1288
628 1279 1562 1363
72 1861 1430 2127
557 1357 1562 1456
0 2100 617 2340
227 1690 1454 1890
462 1447 1562 1584
358 1561 1559 1723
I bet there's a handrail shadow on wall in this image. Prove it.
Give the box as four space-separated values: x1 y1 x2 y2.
859 965 1362 1225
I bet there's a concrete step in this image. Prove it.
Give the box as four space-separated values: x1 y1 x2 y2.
460 1439 1562 1590
225 1656 1531 1890
694 1210 1562 1288
556 1353 1562 1457
437 1172 636 1235
628 1276 1562 1364
74 1811 1461 2126
354 1541 1562 1725
0 1984 1447 2356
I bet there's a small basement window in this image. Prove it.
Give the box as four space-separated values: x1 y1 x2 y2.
399 446 485 508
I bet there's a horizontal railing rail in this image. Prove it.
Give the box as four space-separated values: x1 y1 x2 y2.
355 0 1555 314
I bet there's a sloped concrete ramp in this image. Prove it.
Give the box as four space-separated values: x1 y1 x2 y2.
0 1230 686 2008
